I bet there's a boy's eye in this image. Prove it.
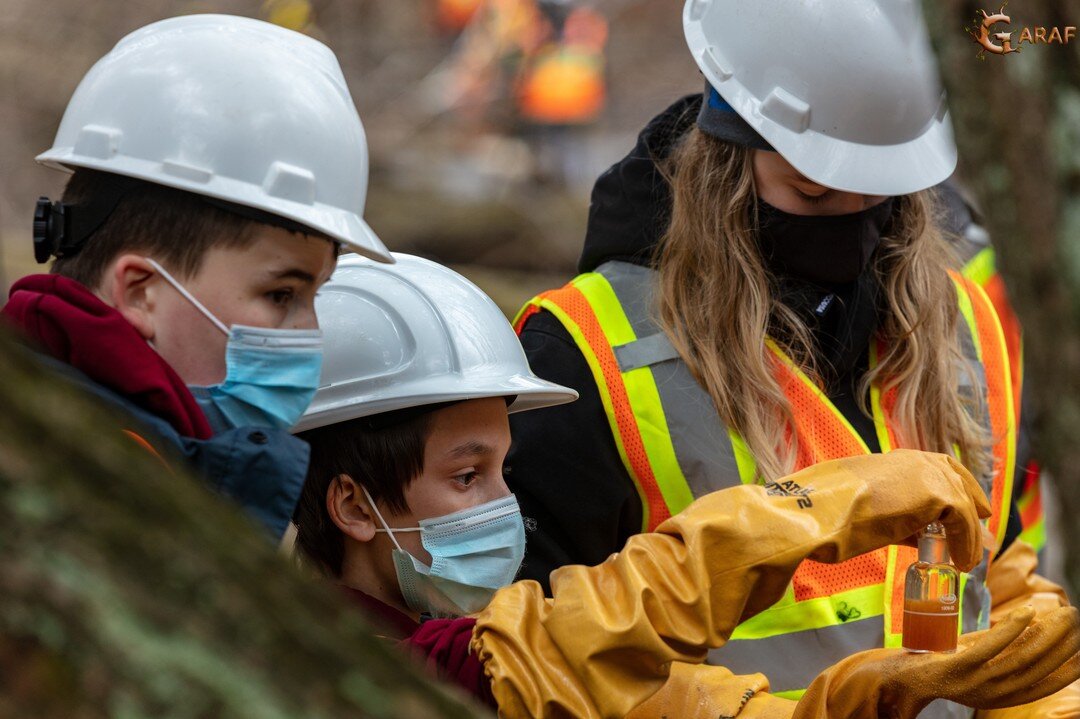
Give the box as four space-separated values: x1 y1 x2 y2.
453 471 479 487
267 288 295 306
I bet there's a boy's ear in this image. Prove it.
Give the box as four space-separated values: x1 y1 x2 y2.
108 254 158 341
326 474 378 543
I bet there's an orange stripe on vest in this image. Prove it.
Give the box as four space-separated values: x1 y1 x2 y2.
954 275 1013 545
769 353 892 602
527 286 672 529
981 273 1022 421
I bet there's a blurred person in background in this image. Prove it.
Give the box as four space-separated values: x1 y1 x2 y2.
436 0 607 187
515 0 608 185
507 2 1078 716
438 0 545 130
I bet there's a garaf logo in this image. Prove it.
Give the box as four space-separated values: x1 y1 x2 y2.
966 3 1076 59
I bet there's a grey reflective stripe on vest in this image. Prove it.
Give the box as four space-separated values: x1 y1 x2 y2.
956 324 995 498
596 261 746 495
922 699 976 719
612 332 681 371
709 616 885 694
955 321 994 640
963 561 991 634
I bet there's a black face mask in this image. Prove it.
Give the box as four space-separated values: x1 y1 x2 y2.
756 197 896 285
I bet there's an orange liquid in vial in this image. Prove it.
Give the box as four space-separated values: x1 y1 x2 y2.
902 599 958 652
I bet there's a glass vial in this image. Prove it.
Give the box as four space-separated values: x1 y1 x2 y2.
902 522 959 653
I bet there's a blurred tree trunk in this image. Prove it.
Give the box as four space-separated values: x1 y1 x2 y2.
0 332 487 718
927 1 1080 594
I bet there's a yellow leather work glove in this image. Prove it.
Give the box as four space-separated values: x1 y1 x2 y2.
976 541 1080 719
978 683 1080 719
625 662 795 719
987 540 1069 621
472 450 992 718
791 606 1080 719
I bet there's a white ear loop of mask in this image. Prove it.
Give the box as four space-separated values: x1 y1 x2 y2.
145 257 231 337
359 484 422 552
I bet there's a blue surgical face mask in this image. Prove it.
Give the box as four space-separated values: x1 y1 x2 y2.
363 486 526 618
146 258 323 431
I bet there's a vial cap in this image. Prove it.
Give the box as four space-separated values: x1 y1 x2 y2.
922 521 946 537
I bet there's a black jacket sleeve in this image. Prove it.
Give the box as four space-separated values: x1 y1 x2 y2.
507 310 643 594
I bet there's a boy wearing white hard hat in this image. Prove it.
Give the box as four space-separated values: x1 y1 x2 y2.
291 254 1075 717
3 15 388 539
291 253 578 706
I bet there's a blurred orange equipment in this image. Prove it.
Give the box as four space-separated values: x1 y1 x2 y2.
518 7 607 125
518 47 605 124
438 0 484 33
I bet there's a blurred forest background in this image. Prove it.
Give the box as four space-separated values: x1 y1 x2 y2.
1 0 1079 596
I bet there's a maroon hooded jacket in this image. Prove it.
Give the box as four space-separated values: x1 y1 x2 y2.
341 587 496 708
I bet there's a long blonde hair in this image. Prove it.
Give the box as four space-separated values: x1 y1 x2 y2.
654 128 991 481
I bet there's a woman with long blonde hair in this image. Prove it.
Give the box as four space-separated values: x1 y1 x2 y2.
505 1 1076 717
654 129 989 485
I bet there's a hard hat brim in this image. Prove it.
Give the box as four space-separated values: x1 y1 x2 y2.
760 112 959 197
292 373 578 434
679 78 958 196
35 151 394 263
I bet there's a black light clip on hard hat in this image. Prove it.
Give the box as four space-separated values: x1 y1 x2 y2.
31 173 140 264
32 198 71 264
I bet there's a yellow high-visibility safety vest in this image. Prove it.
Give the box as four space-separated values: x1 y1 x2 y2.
516 261 1015 717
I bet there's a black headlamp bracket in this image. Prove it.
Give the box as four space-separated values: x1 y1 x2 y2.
32 197 71 264
31 173 142 265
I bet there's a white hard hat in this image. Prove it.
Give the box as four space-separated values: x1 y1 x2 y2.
37 14 390 262
293 253 578 432
683 0 957 196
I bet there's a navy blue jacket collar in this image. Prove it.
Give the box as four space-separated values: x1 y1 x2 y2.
31 349 308 540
